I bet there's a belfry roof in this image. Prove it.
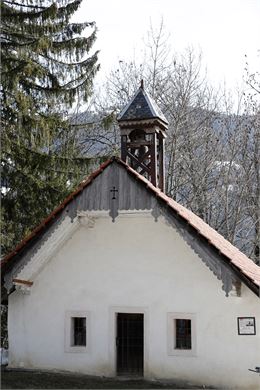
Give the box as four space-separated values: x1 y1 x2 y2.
117 85 168 125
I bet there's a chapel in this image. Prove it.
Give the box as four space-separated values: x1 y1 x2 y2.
1 82 260 389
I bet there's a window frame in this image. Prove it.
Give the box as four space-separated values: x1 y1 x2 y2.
65 310 89 353
167 312 197 357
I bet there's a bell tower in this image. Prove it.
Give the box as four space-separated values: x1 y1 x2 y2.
117 81 168 191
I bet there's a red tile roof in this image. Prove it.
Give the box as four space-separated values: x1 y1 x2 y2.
2 157 260 293
119 159 260 290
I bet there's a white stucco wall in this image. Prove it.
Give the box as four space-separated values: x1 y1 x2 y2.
8 213 260 389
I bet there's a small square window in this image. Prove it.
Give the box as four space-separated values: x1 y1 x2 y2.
65 311 89 353
175 319 191 349
167 313 196 357
71 317 86 346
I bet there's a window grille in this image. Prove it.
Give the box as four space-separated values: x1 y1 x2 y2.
175 319 191 349
72 317 86 346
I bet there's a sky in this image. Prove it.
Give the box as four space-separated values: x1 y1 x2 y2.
75 0 260 94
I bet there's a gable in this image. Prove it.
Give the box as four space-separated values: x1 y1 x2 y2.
2 158 260 298
16 214 245 304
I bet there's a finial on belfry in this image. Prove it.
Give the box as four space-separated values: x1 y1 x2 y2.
140 79 144 89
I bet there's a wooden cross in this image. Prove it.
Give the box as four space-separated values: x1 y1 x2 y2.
110 186 118 200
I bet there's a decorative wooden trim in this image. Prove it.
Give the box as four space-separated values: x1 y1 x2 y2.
109 164 119 222
158 205 240 296
121 135 127 161
232 280 242 297
118 118 168 130
13 278 33 286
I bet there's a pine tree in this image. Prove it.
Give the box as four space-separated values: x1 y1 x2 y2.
1 0 99 254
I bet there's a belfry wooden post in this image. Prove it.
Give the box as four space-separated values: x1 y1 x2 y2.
158 133 165 191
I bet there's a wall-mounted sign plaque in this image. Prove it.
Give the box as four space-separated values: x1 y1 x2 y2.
237 317 256 335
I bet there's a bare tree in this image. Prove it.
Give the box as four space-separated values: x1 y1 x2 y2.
72 21 259 264
243 60 260 263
